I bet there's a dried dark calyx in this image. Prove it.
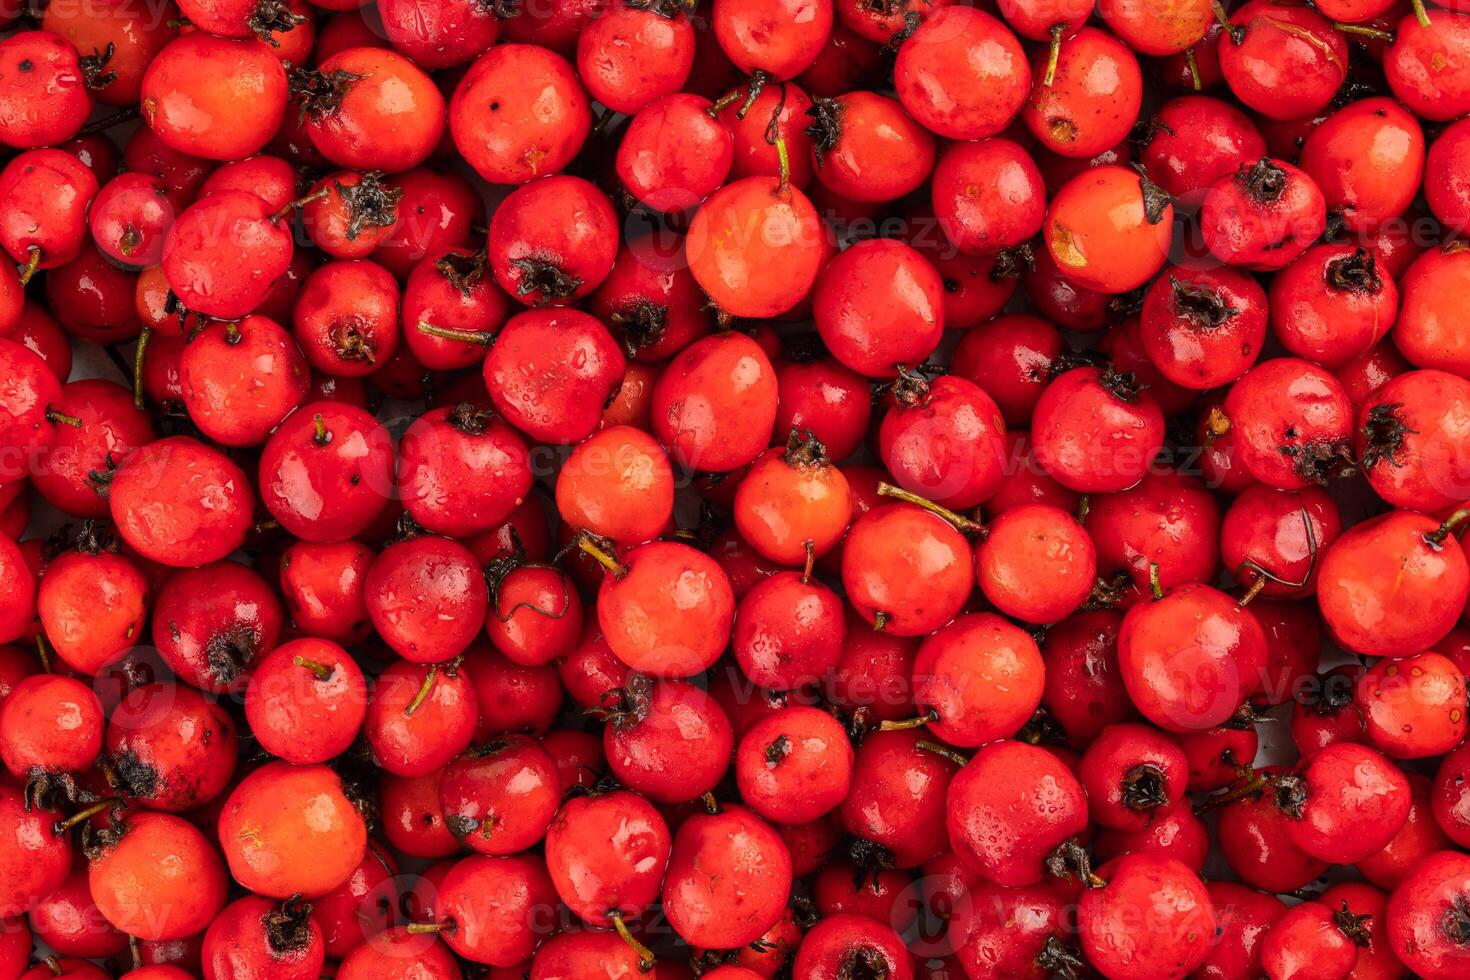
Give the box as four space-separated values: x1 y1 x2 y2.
1239 157 1288 203
610 299 668 357
510 257 584 303
1171 276 1239 329
804 97 842 166
289 68 364 121
247 0 307 46
1359 402 1416 471
336 172 403 241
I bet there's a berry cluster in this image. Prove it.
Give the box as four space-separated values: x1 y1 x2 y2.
3 0 1470 977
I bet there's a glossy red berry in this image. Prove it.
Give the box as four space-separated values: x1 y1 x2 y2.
1222 358 1354 490
1024 28 1142 160
1140 265 1267 390
1385 850 1470 979
663 803 792 949
1357 652 1468 760
1033 366 1165 493
1077 722 1189 832
1302 97 1424 233
913 613 1044 747
602 677 733 803
617 93 735 216
376 0 500 68
652 331 778 473
1119 583 1270 732
1078 854 1216 980
163 190 293 319
894 8 1029 140
245 638 367 764
278 540 373 646
366 535 489 665
434 854 558 967
736 705 853 824
1358 369 1470 512
397 403 532 537
488 176 618 308
439 734 559 855
141 34 287 160
1317 509 1469 658
0 32 95 149
202 895 324 980
792 914 913 980
733 570 846 690
0 150 98 278
686 177 827 320
450 44 591 185
292 259 401 376
947 739 1088 886
1042 610 1135 746
714 0 831 78
1044 165 1172 293
365 658 477 777
1201 158 1326 271
89 811 230 941
152 560 284 692
180 316 310 447
108 436 254 567
259 401 395 543
88 173 174 268
0 674 103 788
298 48 444 172
32 380 154 520
975 503 1095 624
105 681 236 812
841 503 973 635
219 761 368 899
544 788 671 926
579 2 694 113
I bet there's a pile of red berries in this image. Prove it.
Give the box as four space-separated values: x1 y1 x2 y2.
5 0 1470 976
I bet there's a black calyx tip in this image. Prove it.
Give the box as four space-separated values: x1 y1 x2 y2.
845 836 897 887
1035 935 1086 980
1334 902 1374 949
79 43 117 91
804 97 842 166
110 749 161 801
1281 438 1355 486
764 734 791 768
289 67 364 122
206 626 261 688
1442 893 1470 946
336 172 403 241
1098 368 1142 403
1273 773 1308 820
448 401 496 436
1325 247 1382 295
264 895 316 955
588 672 655 730
1359 402 1417 471
610 299 669 357
1134 165 1171 225
1239 158 1288 204
783 428 829 468
836 945 890 980
1170 276 1239 329
509 257 584 304
990 242 1035 281
247 0 307 46
1120 763 1170 812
